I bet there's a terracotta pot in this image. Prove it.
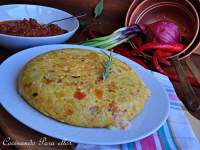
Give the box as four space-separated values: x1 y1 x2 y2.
126 0 199 60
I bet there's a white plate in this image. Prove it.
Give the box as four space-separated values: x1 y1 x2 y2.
0 44 169 145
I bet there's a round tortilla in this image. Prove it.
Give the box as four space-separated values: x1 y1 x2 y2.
18 49 150 129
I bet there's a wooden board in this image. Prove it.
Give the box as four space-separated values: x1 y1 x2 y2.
0 106 75 150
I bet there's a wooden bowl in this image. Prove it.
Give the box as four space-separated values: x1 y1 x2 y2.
127 0 199 60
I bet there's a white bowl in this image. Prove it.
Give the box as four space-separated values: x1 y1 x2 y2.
0 4 79 51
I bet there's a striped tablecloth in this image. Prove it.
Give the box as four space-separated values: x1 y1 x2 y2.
76 72 200 150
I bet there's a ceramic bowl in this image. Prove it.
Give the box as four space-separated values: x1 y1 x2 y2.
0 4 79 51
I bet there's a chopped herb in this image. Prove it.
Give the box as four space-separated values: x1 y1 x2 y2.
94 0 104 18
102 50 113 80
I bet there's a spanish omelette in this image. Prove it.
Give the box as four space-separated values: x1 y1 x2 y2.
17 49 150 129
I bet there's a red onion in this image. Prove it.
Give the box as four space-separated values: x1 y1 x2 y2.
142 20 180 43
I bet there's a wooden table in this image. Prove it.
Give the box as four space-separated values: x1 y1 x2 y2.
0 0 200 149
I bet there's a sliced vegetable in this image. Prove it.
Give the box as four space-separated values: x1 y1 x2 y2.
74 90 86 100
79 25 143 50
152 52 165 74
155 50 171 66
152 52 199 87
133 42 185 54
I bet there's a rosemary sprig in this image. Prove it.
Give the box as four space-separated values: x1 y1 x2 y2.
102 50 113 80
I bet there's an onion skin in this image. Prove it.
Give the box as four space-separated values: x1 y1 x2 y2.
142 20 180 43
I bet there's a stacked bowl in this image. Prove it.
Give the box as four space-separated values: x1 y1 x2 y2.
125 0 200 60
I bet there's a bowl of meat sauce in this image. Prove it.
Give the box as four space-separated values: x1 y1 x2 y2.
0 4 79 50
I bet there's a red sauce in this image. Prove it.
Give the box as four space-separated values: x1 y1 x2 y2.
0 18 67 37
74 89 86 100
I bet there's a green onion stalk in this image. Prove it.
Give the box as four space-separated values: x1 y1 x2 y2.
78 24 144 50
